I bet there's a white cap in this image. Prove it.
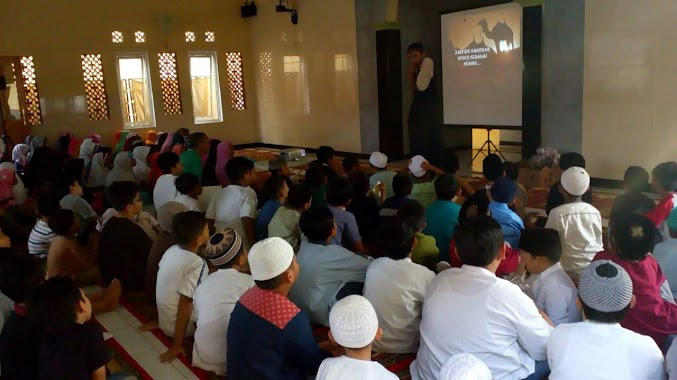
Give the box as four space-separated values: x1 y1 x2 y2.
248 237 294 281
439 353 492 380
329 295 379 349
409 155 427 178
561 166 590 196
369 151 388 169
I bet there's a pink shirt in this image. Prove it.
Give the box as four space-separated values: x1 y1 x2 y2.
594 251 677 345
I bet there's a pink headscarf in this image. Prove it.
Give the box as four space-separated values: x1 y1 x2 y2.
161 132 175 153
0 169 16 206
215 140 234 187
86 134 102 144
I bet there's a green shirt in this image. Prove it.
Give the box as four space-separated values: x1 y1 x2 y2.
180 148 203 180
411 181 436 208
411 232 440 271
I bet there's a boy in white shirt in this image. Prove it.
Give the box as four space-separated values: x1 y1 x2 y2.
154 152 183 211
206 156 258 248
545 166 603 282
316 295 398 380
192 228 254 375
519 228 581 325
547 260 666 380
174 173 202 212
268 183 313 252
411 216 553 380
363 220 435 354
156 211 210 363
368 151 397 203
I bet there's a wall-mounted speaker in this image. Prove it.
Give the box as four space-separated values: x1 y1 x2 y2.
241 1 258 18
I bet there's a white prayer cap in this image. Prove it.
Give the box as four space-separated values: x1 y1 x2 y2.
409 155 427 178
439 353 492 380
560 166 590 196
579 260 633 313
248 237 294 281
369 151 388 169
329 295 379 349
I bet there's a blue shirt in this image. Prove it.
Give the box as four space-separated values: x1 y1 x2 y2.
328 206 362 248
424 200 461 262
489 201 524 248
256 199 282 241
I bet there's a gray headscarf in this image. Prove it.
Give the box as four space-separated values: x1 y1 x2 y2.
157 201 187 232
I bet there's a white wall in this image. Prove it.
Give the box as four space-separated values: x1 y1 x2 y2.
0 0 259 146
583 0 677 179
251 0 361 152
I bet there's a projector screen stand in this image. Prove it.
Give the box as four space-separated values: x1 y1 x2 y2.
468 128 506 167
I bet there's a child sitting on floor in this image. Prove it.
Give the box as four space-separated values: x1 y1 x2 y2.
325 176 368 254
520 228 581 326
369 151 397 202
409 155 437 208
180 132 210 180
28 195 59 258
60 177 98 223
342 155 361 176
174 173 202 211
156 211 210 363
654 209 677 300
227 238 332 378
424 173 462 262
192 228 254 375
364 221 435 354
289 207 371 326
347 171 381 246
380 173 418 217
317 295 398 380
646 161 677 241
306 164 328 209
309 145 339 179
0 255 45 380
609 166 656 229
207 156 258 247
256 176 289 241
594 214 677 346
397 200 439 271
547 261 666 379
546 152 593 214
27 277 131 380
504 161 528 221
439 148 475 199
489 176 524 248
545 167 603 281
153 152 182 211
268 183 312 252
46 209 97 280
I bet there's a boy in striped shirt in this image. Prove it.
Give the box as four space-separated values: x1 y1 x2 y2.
28 195 59 258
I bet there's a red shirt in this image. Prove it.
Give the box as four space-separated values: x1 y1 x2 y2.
594 251 677 345
448 239 519 276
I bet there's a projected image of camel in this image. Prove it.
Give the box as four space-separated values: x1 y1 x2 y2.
478 19 514 53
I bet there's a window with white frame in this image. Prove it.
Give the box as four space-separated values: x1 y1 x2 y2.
115 53 155 128
189 52 223 124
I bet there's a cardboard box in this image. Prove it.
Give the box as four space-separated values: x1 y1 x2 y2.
517 161 562 189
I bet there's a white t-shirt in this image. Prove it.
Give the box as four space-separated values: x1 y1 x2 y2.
410 265 552 380
268 207 302 252
174 194 200 212
206 185 257 246
667 337 677 378
156 245 208 337
153 174 178 211
545 202 603 278
363 257 435 354
527 263 581 326
317 356 398 380
416 57 434 92
548 321 665 380
192 269 254 375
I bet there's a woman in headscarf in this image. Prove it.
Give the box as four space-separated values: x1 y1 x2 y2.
86 152 109 189
122 133 140 153
201 139 221 186
155 132 167 148
0 162 26 205
160 131 175 153
23 136 33 145
170 132 186 155
12 144 30 171
215 140 235 187
114 131 129 153
105 153 136 187
78 138 98 167
132 145 151 185
0 168 16 208
86 134 102 144
29 135 47 162
145 130 158 145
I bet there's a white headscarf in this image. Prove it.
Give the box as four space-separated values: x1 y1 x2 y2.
0 162 26 205
12 144 29 167
79 138 98 167
132 146 151 184
105 153 136 187
87 152 109 188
